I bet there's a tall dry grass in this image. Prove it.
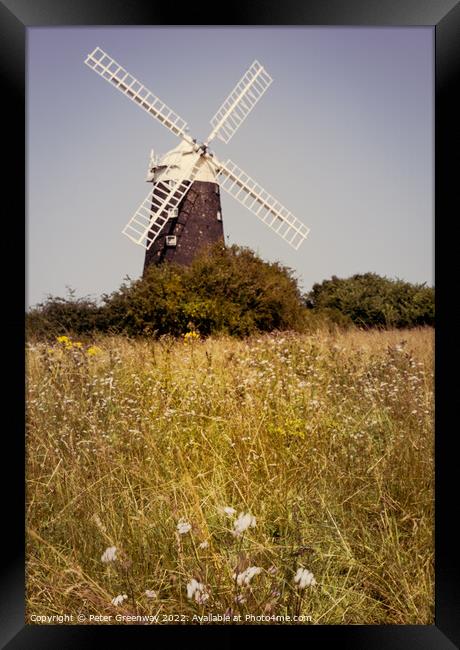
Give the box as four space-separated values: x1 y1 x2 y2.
26 327 434 624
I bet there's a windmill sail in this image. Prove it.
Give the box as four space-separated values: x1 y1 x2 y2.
206 61 273 145
85 47 189 139
85 46 312 260
218 159 310 250
122 157 203 249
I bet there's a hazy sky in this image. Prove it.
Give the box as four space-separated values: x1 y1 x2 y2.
27 27 434 308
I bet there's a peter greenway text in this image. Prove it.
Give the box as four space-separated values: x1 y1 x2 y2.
30 613 313 624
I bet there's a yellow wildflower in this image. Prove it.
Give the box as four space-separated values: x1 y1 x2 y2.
56 335 70 344
183 331 200 342
87 346 101 356
73 342 83 349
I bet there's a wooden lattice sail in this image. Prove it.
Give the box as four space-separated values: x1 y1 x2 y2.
84 47 310 271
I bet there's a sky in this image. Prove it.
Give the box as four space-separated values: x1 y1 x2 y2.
27 27 434 308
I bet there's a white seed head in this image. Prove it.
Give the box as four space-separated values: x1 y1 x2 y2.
177 520 192 535
293 567 316 590
234 566 262 587
232 512 256 537
111 593 128 606
187 578 200 600
101 546 117 563
186 578 209 604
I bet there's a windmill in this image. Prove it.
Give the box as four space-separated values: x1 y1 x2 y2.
85 47 310 274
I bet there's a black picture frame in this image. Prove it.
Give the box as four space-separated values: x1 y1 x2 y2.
3 1 458 647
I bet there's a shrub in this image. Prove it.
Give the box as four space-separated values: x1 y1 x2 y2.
26 289 104 340
306 273 434 328
27 255 434 341
103 243 307 337
27 244 308 339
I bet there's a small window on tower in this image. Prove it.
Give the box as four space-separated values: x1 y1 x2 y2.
217 211 222 221
165 235 177 247
168 207 178 219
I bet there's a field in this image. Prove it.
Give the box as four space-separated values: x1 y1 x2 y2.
26 327 434 625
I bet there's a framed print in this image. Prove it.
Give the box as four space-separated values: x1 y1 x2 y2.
2 0 459 647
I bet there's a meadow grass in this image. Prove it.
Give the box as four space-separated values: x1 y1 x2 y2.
26 327 434 625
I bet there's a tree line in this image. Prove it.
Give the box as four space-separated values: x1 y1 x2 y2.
27 244 434 339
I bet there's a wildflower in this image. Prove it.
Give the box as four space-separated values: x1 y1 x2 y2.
73 341 83 349
145 590 157 599
101 546 117 563
198 540 209 549
177 520 192 535
87 346 101 357
56 335 73 350
186 579 209 604
223 506 236 517
234 566 262 587
232 512 256 537
183 331 200 343
293 567 316 590
92 514 107 534
111 594 128 606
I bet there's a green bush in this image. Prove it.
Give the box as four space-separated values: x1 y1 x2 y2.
27 253 434 340
306 273 434 328
27 244 308 339
103 243 307 337
26 289 104 340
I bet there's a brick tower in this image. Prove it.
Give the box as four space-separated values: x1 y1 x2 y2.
143 180 224 273
142 141 224 275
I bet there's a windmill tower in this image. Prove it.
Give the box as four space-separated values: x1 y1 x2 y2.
85 48 310 275
142 139 224 272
